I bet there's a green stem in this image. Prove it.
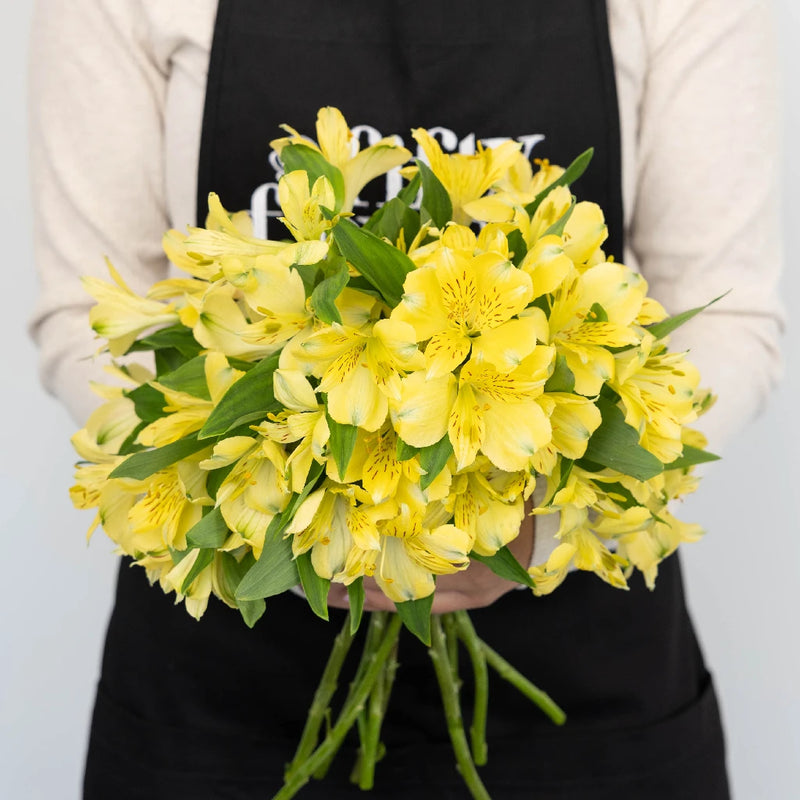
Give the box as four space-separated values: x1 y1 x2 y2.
357 656 387 789
429 616 491 800
442 613 460 683
453 611 489 766
284 611 355 781
480 640 566 726
270 614 403 800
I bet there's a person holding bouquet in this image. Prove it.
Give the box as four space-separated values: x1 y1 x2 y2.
28 1 782 797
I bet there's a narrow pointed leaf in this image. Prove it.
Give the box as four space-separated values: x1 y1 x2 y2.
199 352 281 439
347 578 365 634
506 228 528 267
582 399 663 481
645 292 729 341
221 552 266 628
327 413 358 479
296 551 331 621
128 324 203 359
543 354 575 393
416 159 453 229
186 506 229 549
109 433 209 479
180 547 214 594
419 434 454 491
395 592 434 645
542 196 576 238
158 355 211 400
310 256 349 325
664 445 721 471
397 172 421 205
470 546 535 589
395 437 419 462
524 148 594 217
126 383 166 424
235 532 300 601
332 218 414 307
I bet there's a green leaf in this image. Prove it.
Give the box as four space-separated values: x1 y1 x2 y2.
126 384 166 424
186 506 228 549
586 302 609 323
419 435 454 491
470 546 535 589
594 480 640 510
205 462 236 501
233 463 325 602
180 547 214 594
221 552 266 628
582 399 664 481
347 578 365 634
366 197 421 248
332 218 414 307
543 354 575 393
158 355 211 400
310 256 349 324
296 551 331 621
546 459 574 506
664 445 721 471
542 196 576 238
524 148 594 217
397 172 421 205
645 292 729 340
395 437 419 462
416 159 453 229
235 531 300 601
129 324 203 359
280 143 345 212
395 592 434 645
199 352 281 439
154 348 185 377
117 421 147 456
109 434 209 480
506 228 528 267
327 413 358 479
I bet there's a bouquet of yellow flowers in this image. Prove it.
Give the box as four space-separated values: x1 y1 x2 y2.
70 107 719 799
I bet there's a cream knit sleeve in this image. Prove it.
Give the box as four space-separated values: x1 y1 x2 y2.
630 0 784 452
28 0 170 425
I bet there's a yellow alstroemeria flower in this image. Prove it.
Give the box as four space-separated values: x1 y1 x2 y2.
83 262 180 357
610 333 701 463
271 106 412 213
287 483 395 580
536 392 603 461
410 128 521 225
391 239 535 378
544 263 646 396
394 347 554 473
278 170 336 242
529 506 628 595
127 454 213 553
370 503 473 603
164 193 328 282
301 318 424 431
448 464 527 556
162 548 215 620
462 154 565 223
211 437 290 558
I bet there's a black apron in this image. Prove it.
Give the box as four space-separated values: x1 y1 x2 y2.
84 2 730 798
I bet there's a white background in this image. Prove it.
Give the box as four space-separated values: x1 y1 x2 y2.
1 2 798 798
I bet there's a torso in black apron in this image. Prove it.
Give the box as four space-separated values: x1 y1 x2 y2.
84 2 730 798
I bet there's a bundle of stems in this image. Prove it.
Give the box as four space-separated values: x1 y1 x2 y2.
274 610 566 800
